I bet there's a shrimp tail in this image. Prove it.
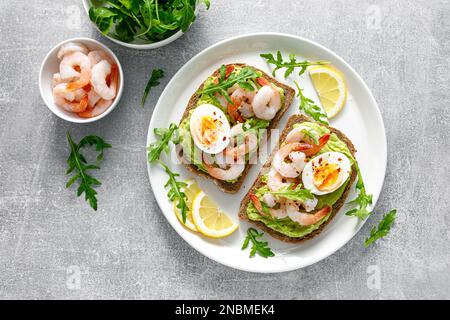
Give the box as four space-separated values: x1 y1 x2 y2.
227 98 244 123
256 77 270 86
66 69 91 91
249 191 265 215
79 94 89 111
302 134 330 156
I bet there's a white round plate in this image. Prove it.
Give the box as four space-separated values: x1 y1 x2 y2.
146 33 387 273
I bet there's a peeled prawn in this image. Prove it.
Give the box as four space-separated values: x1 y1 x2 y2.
262 193 277 208
227 86 256 122
224 123 258 158
52 73 65 88
214 92 228 108
77 99 113 118
88 50 113 66
286 202 331 226
203 153 245 181
252 85 281 120
91 60 118 100
53 83 88 113
57 42 89 60
87 90 101 108
249 192 288 219
267 167 291 191
273 143 310 178
59 51 91 80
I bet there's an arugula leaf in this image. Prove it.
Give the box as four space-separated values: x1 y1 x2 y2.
260 51 329 78
147 122 188 224
241 228 275 258
158 161 189 223
259 200 272 216
364 209 397 247
88 6 118 35
241 118 270 141
173 0 196 32
345 165 373 220
66 132 111 211
243 118 270 133
141 68 164 106
118 0 140 12
199 66 260 104
147 123 178 162
294 80 329 125
269 184 314 202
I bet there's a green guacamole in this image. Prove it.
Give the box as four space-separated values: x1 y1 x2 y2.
246 121 353 238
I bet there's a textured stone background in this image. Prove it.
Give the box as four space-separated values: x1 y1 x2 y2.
0 0 449 299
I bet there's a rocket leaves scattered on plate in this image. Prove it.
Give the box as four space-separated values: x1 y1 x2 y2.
260 50 329 78
88 0 211 43
241 228 275 258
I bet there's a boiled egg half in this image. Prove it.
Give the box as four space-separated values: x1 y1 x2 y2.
190 104 230 154
302 152 352 195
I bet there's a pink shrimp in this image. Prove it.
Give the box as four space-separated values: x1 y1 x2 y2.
77 99 113 118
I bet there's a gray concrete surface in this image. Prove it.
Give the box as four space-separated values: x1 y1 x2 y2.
0 0 449 300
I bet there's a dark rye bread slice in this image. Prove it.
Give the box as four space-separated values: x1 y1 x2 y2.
178 63 295 193
238 114 358 243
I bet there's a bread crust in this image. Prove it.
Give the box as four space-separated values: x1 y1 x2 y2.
178 64 295 193
238 114 358 243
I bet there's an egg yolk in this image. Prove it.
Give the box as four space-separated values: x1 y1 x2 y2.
313 160 342 191
200 115 218 146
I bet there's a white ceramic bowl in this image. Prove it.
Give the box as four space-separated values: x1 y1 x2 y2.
82 0 196 50
39 37 124 123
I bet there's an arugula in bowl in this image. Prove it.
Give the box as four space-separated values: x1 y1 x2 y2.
88 0 210 44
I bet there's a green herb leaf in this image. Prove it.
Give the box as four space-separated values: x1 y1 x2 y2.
65 132 111 211
89 0 209 43
364 209 397 247
199 66 260 104
269 184 314 202
241 118 270 140
147 123 178 162
141 68 164 107
260 51 329 78
158 161 189 223
294 80 329 125
345 165 373 220
241 228 275 258
88 6 118 35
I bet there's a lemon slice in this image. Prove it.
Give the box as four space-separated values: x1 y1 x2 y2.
309 65 347 118
192 191 238 238
173 179 201 232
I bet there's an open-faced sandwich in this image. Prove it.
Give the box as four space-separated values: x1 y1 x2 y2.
174 64 295 193
239 114 357 242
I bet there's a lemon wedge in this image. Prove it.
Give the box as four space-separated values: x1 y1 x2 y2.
174 179 201 232
309 65 347 118
191 191 238 238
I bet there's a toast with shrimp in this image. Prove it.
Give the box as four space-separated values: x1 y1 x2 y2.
239 114 358 243
175 63 295 193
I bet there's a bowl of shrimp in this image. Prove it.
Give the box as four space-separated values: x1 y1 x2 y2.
39 37 124 123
